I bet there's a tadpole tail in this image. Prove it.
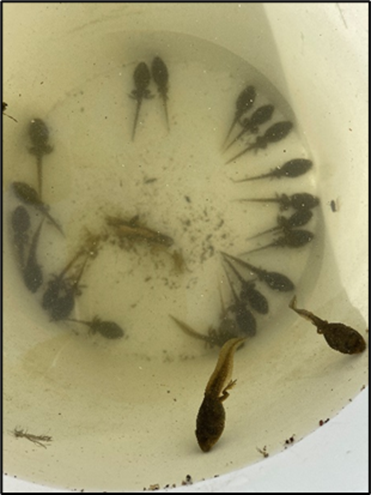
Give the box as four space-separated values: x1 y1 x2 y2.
65 318 90 326
169 315 208 342
132 100 142 141
289 296 325 328
223 126 250 152
222 117 239 149
58 249 86 279
246 226 279 240
220 251 263 277
225 144 254 164
223 258 244 285
39 207 64 236
242 244 273 255
232 172 270 183
162 97 170 132
36 156 43 201
236 197 278 204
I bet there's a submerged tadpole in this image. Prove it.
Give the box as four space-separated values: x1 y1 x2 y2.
12 181 64 235
67 316 124 339
246 209 313 240
221 252 295 292
226 121 293 164
232 158 313 182
245 229 314 254
130 62 153 141
223 85 256 147
237 192 320 211
28 118 53 200
224 104 275 152
151 56 170 131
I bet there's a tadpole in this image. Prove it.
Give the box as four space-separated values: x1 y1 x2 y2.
237 192 320 211
151 56 170 130
233 158 313 182
246 209 313 240
245 229 314 254
289 296 366 354
224 269 257 336
42 252 88 321
224 104 275 152
28 118 53 199
223 259 269 314
221 252 295 292
2 101 18 122
223 85 256 146
226 121 293 164
67 316 124 339
130 62 153 140
12 181 64 235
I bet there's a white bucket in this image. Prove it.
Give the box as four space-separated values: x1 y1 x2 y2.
3 3 367 492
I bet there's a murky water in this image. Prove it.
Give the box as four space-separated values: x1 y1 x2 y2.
4 30 329 491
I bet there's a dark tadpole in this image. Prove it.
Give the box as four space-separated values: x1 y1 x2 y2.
224 104 275 152
67 316 124 339
223 259 269 314
3 101 18 122
221 252 295 292
130 62 153 141
237 192 320 211
224 269 257 336
12 181 64 235
245 229 314 254
289 296 366 354
223 85 256 147
233 158 312 182
43 253 88 321
22 219 44 293
151 56 170 131
28 118 53 200
226 121 293 164
246 209 313 240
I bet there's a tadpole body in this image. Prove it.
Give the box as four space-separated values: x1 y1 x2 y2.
28 118 53 200
67 316 124 339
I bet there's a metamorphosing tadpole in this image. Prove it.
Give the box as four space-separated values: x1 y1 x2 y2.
221 252 295 292
130 62 153 141
226 121 293 164
196 337 246 452
223 85 256 147
233 158 313 182
289 296 366 354
151 56 170 131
